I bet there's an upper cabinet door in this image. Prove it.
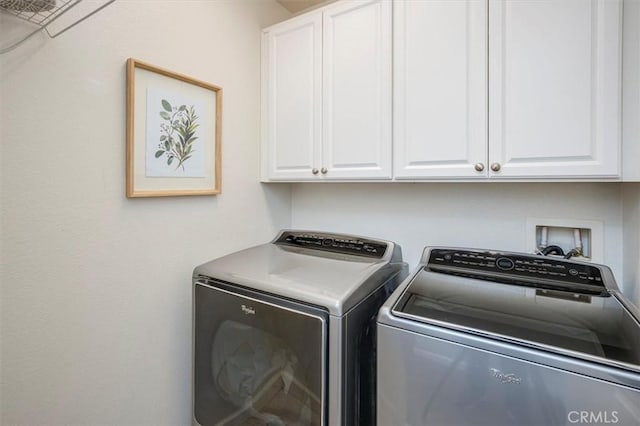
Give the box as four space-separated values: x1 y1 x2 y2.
394 0 489 179
488 0 622 178
321 0 392 179
261 13 322 181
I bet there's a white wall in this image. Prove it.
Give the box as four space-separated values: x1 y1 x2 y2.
623 183 640 308
291 182 625 285
0 1 291 425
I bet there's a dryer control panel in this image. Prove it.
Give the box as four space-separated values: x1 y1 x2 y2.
427 248 607 295
275 231 387 258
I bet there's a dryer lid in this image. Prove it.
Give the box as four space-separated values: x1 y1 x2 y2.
193 230 404 316
392 247 640 373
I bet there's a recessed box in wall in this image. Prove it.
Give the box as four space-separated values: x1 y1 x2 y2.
526 218 604 263
535 226 593 259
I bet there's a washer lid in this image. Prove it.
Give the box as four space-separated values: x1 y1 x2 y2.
391 247 640 373
194 230 402 316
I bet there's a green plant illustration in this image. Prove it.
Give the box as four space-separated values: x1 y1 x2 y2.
154 99 199 171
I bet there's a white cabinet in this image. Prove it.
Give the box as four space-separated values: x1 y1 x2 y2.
262 0 392 181
322 0 392 179
622 0 640 181
261 13 321 181
394 0 622 180
393 0 488 179
489 0 621 178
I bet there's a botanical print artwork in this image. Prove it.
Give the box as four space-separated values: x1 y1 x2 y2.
145 88 206 178
156 99 198 171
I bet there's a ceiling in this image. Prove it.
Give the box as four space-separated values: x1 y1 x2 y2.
276 0 334 14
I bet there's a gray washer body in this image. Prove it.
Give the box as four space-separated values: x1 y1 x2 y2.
378 246 640 426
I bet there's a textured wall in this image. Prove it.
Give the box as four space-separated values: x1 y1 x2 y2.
0 1 291 424
623 183 640 308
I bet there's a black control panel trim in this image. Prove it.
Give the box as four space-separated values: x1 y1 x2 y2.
275 231 387 259
427 248 608 296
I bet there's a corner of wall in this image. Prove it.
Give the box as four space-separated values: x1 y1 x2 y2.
622 182 640 308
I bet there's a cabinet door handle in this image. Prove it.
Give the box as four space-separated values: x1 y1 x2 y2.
321 167 328 174
491 163 501 172
312 168 319 175
474 163 485 172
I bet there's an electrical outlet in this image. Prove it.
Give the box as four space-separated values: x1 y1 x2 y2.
526 218 604 263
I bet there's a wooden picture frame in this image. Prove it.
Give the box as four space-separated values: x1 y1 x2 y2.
126 58 222 197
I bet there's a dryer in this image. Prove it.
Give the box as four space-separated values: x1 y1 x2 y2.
193 230 407 426
378 247 640 426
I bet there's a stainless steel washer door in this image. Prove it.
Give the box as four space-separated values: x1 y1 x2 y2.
194 280 328 426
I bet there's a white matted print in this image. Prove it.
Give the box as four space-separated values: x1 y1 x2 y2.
145 87 206 178
126 58 222 197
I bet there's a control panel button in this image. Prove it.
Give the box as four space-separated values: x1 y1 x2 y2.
276 232 386 258
427 248 607 293
496 257 515 270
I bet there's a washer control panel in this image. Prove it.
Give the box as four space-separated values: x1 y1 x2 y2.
427 248 606 294
275 231 387 258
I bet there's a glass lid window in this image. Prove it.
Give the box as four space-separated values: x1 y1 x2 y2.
195 282 326 425
393 271 640 369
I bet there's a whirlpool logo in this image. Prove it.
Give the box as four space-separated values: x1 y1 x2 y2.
567 411 619 424
241 304 256 315
489 368 522 385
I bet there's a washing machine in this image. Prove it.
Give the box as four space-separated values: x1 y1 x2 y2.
377 247 640 426
193 230 407 426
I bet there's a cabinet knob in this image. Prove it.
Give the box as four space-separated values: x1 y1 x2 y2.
491 162 501 172
312 168 319 175
321 167 328 174
474 163 485 172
